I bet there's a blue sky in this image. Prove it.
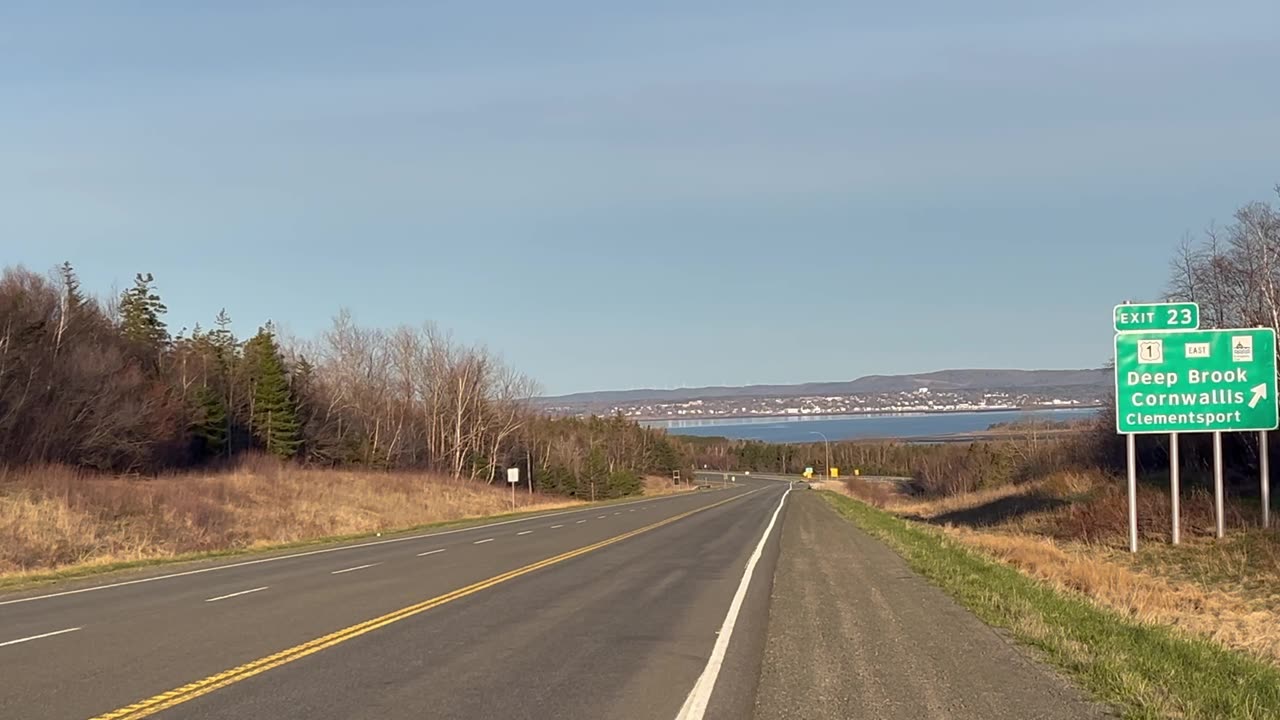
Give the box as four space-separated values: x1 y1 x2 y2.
4 1 1279 395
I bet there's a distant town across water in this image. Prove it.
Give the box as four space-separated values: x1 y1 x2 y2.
646 407 1101 443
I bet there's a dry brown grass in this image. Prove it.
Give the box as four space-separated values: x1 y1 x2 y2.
814 477 903 508
1133 532 1280 608
891 480 1037 517
877 470 1100 519
808 479 846 494
946 528 1280 666
840 476 898 507
641 475 697 497
0 457 580 578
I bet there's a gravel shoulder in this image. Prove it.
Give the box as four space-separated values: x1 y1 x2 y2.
753 491 1111 720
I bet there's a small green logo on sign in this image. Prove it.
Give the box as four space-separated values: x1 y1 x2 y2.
1114 302 1200 333
1114 328 1278 434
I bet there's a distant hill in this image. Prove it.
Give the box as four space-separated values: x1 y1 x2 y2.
539 368 1109 406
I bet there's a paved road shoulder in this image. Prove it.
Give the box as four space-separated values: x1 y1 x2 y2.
753 491 1110 720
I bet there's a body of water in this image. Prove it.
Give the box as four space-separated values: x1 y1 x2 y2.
648 407 1101 443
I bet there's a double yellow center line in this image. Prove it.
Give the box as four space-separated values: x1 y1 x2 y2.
91 489 756 720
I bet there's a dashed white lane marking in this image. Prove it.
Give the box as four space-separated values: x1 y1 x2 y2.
576 520 587 524
517 531 533 536
331 563 382 575
0 490 710 607
417 549 445 557
473 538 494 545
0 627 81 648
597 515 607 519
205 587 268 603
550 525 565 529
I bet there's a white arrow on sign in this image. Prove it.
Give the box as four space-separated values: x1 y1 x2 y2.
1249 383 1268 409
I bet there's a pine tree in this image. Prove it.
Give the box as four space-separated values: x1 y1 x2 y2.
208 308 238 457
210 309 235 367
243 326 301 459
291 354 328 462
54 261 87 355
583 445 609 501
119 273 169 349
191 383 229 455
58 261 86 314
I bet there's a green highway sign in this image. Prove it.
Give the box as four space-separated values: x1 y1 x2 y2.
1114 302 1199 333
1115 328 1278 434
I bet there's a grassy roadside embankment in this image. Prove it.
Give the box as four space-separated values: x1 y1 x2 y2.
818 489 1280 719
833 469 1280 663
0 458 694 591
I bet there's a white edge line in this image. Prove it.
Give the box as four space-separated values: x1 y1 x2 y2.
0 627 82 648
416 549 446 557
330 563 381 575
473 538 494 545
516 530 533 536
204 586 269 603
675 484 791 720
0 486 738 607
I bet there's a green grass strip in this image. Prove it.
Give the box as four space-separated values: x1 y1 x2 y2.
817 490 1280 720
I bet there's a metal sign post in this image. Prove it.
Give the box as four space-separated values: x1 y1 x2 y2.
1213 431 1225 538
1170 432 1180 545
1127 433 1139 553
1262 431 1271 529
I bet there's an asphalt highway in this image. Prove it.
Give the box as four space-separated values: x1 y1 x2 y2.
1 478 789 720
1 474 1110 720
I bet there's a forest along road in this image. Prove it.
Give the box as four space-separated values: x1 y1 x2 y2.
0 479 788 720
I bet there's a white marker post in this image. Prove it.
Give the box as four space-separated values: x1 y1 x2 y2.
1262 431 1271 529
1127 433 1138 553
507 467 520 511
1170 432 1180 545
1213 431 1226 538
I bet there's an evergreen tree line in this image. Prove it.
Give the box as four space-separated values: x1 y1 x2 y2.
0 264 684 492
676 433 1093 495
0 265 344 470
525 415 685 500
